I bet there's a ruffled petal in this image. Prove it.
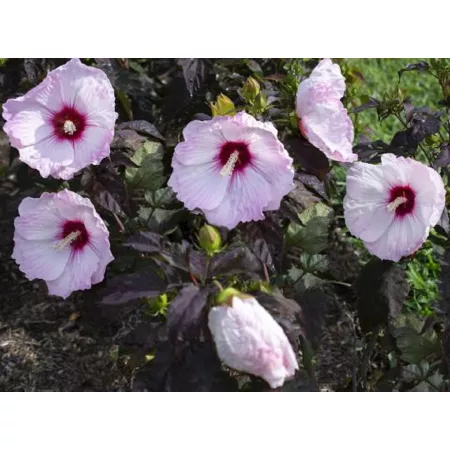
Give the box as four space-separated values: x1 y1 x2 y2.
173 135 223 166
12 236 71 282
46 245 100 299
203 167 273 229
365 214 429 262
18 136 74 178
72 126 111 170
300 101 356 163
3 105 53 148
14 210 62 241
168 160 230 211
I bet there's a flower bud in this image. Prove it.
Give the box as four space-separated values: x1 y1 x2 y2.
208 293 298 388
198 224 222 256
210 94 236 117
242 77 261 102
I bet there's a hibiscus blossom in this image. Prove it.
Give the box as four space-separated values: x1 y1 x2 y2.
12 189 114 298
208 290 299 389
344 154 445 262
296 58 357 163
168 112 294 230
3 58 117 180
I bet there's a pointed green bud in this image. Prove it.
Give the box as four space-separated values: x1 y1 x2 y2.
242 77 261 102
198 224 222 256
210 94 236 117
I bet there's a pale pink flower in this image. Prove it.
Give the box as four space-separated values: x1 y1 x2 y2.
344 154 445 262
208 294 299 388
3 58 117 180
12 189 114 299
168 112 294 230
296 58 357 163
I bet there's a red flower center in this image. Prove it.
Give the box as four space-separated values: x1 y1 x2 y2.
218 141 252 176
60 220 89 250
52 106 86 141
388 185 416 217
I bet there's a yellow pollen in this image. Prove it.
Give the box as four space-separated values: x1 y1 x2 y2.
387 196 408 212
220 151 239 177
52 230 81 250
63 120 77 135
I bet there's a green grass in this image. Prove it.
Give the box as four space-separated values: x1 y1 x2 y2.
345 58 442 142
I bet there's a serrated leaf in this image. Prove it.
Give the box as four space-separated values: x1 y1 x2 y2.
125 231 164 253
118 120 165 141
287 203 333 254
209 247 265 279
392 323 439 364
167 285 210 345
111 129 145 152
101 270 167 305
178 58 210 97
81 163 129 217
125 141 165 190
355 258 410 333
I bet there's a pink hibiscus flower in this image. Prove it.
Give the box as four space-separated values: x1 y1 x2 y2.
344 154 445 262
168 112 295 230
12 189 114 299
208 293 298 389
3 58 117 180
296 58 357 163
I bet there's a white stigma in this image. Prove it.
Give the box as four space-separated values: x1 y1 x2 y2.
387 196 408 212
63 120 77 135
220 151 240 177
52 231 81 251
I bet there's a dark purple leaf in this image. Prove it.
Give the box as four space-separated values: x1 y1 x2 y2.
167 284 209 345
353 97 379 113
251 289 302 348
110 150 139 168
354 258 410 333
439 250 450 315
436 208 449 235
434 143 450 168
178 58 210 97
296 172 328 200
284 136 330 180
292 289 329 349
209 247 265 279
111 129 146 152
81 164 130 217
409 108 441 141
118 120 165 141
125 231 164 253
353 140 390 162
101 271 167 305
398 61 429 80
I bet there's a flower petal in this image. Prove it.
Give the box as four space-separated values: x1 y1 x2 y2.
72 126 111 170
19 136 74 178
46 245 100 299
203 167 272 229
3 105 53 148
365 214 429 262
12 236 71 282
168 160 230 211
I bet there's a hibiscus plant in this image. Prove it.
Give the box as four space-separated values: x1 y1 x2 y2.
1 58 450 391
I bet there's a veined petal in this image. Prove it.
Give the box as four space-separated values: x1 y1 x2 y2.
12 235 71 281
46 245 100 299
168 160 230 211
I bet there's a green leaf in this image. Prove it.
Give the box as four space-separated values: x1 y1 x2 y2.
125 141 165 190
287 203 334 254
138 187 185 234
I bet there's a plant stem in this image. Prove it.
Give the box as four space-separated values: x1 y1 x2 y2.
359 325 382 390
